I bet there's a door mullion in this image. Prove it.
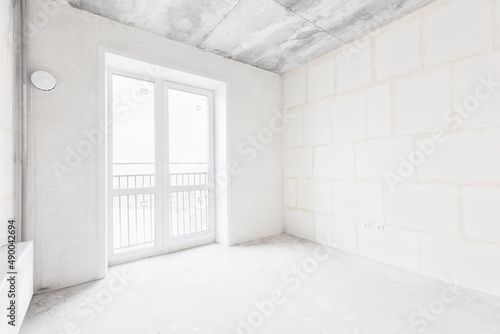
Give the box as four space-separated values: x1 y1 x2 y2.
155 78 165 249
162 82 171 245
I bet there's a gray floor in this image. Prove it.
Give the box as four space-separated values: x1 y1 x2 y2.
20 234 500 334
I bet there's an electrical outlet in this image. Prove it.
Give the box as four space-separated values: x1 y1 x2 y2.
375 224 384 232
362 221 370 229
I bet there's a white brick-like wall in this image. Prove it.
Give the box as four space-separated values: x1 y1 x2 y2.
384 184 458 236
374 17 422 80
366 83 391 138
284 179 297 208
332 91 366 143
284 69 306 108
421 234 500 297
393 66 451 136
463 187 500 244
314 214 357 254
282 0 500 297
422 0 493 66
451 51 500 130
303 100 331 146
285 209 314 241
284 148 312 178
358 225 420 272
356 137 413 181
297 179 333 214
418 129 500 181
336 41 372 93
314 143 355 180
307 57 335 101
333 181 383 222
282 107 303 148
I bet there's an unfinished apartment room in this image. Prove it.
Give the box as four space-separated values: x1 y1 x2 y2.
2 0 500 332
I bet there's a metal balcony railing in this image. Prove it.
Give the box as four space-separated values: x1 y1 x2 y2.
113 193 156 253
112 163 210 252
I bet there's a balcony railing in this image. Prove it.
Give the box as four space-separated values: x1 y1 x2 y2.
113 174 155 189
113 172 209 189
112 163 210 252
113 163 209 189
169 189 209 238
113 193 156 253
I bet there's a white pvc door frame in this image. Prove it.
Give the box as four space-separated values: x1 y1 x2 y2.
106 69 215 263
162 81 216 247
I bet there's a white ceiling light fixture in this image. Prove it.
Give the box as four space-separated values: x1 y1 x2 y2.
31 71 57 91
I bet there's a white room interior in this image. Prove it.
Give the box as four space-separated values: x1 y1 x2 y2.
1 0 500 333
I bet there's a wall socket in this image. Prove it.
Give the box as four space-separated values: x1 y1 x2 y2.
362 221 370 229
374 223 384 232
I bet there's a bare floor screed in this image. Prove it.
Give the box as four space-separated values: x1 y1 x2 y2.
20 235 500 334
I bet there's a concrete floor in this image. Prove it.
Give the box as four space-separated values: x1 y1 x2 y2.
20 234 500 334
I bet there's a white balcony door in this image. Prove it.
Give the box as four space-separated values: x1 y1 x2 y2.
108 72 215 262
163 82 215 246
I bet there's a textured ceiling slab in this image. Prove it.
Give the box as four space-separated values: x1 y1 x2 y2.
200 0 344 73
67 0 437 74
273 0 304 9
68 0 240 46
292 0 437 44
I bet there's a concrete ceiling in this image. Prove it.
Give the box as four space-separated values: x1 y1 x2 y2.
67 0 437 74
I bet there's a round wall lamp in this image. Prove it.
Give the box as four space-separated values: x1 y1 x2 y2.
31 71 57 91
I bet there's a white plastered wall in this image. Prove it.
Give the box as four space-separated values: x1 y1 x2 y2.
26 0 283 292
283 0 500 297
0 0 17 248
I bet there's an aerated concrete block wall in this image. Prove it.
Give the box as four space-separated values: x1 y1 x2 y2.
0 0 17 248
283 0 500 297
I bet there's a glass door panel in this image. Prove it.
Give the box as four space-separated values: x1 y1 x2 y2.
166 87 213 239
111 74 157 254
